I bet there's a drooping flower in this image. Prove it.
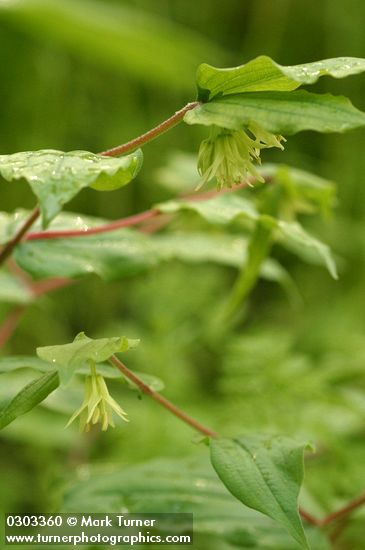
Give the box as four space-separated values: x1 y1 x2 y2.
66 366 129 432
197 123 286 189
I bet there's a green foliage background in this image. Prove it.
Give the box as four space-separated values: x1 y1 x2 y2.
1 1 365 548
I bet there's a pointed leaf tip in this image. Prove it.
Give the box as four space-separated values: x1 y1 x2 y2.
210 435 310 549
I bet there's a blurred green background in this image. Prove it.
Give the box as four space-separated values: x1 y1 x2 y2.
1 1 365 548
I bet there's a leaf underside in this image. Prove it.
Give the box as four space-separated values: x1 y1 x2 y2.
185 91 365 135
37 332 139 385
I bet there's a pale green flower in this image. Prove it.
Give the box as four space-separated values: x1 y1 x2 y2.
66 367 129 432
197 124 286 189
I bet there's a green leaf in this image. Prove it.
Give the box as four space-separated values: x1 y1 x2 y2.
0 270 32 304
196 55 365 101
210 435 310 549
15 230 289 291
15 228 159 280
0 370 59 430
155 232 292 291
185 91 365 135
157 193 259 224
0 149 143 227
62 455 310 548
37 332 140 385
157 195 337 278
13 203 334 280
13 213 292 289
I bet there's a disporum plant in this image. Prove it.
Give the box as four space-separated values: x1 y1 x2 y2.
1 56 365 549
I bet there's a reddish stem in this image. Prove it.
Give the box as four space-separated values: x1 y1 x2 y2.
25 177 266 242
321 491 365 526
26 210 159 241
300 491 365 530
109 354 217 438
0 103 200 261
109 354 326 529
100 102 199 157
299 507 322 527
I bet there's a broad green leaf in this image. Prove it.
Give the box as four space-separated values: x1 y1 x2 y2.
185 91 365 135
156 195 337 278
13 225 292 292
37 332 139 385
15 228 159 280
0 149 143 227
157 233 253 268
0 370 59 430
157 192 259 224
12 203 334 279
210 436 310 549
196 55 365 101
62 455 311 549
0 0 226 93
154 232 292 291
0 270 32 304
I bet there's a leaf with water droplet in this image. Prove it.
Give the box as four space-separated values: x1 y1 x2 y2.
0 149 143 227
196 55 365 100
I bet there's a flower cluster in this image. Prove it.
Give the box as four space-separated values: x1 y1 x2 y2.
66 367 129 432
197 123 286 189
